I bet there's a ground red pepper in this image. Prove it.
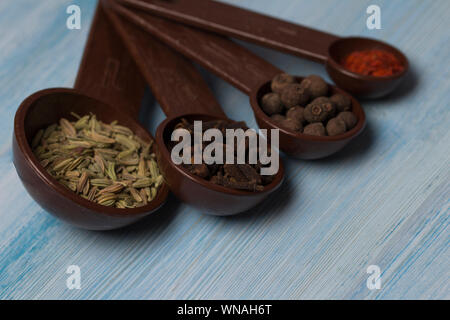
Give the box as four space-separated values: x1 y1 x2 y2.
343 49 404 77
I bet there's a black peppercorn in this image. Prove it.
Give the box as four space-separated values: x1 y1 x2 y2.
326 117 347 136
261 92 284 115
271 73 296 94
300 75 328 99
280 83 310 108
337 111 357 130
303 122 326 136
330 93 351 112
286 106 305 124
304 101 333 123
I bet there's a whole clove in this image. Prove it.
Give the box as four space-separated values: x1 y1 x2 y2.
169 118 276 192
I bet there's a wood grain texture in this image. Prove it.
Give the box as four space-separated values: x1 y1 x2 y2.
0 0 449 299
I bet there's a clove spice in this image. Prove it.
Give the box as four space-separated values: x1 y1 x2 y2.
169 118 276 192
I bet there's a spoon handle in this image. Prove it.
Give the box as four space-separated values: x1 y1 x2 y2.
112 3 282 95
102 1 226 118
118 0 340 63
74 4 146 119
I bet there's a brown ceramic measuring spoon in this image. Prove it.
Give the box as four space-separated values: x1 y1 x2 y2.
12 4 169 230
109 4 366 159
118 0 409 98
102 1 284 216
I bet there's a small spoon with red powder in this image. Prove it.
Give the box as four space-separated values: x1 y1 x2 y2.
343 49 405 77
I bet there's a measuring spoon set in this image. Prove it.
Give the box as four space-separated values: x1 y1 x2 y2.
13 1 409 229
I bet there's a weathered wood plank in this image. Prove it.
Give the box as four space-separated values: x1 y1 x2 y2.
0 0 448 299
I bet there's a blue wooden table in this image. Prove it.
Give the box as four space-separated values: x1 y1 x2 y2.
0 0 448 299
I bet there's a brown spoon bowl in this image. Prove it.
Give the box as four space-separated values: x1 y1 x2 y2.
13 88 169 230
250 76 366 159
155 113 284 216
326 37 409 98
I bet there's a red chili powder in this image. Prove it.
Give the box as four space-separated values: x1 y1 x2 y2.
343 49 404 77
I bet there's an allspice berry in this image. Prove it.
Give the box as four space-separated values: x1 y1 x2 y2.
286 106 305 124
300 75 328 99
280 83 310 108
330 93 351 112
270 114 285 123
303 122 326 136
309 97 336 118
326 118 347 136
263 72 358 139
261 92 284 115
271 73 296 94
337 111 357 130
322 100 336 118
304 102 333 123
280 118 303 132
311 97 330 105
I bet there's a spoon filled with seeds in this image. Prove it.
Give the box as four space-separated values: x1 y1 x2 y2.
13 5 169 230
32 113 163 208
